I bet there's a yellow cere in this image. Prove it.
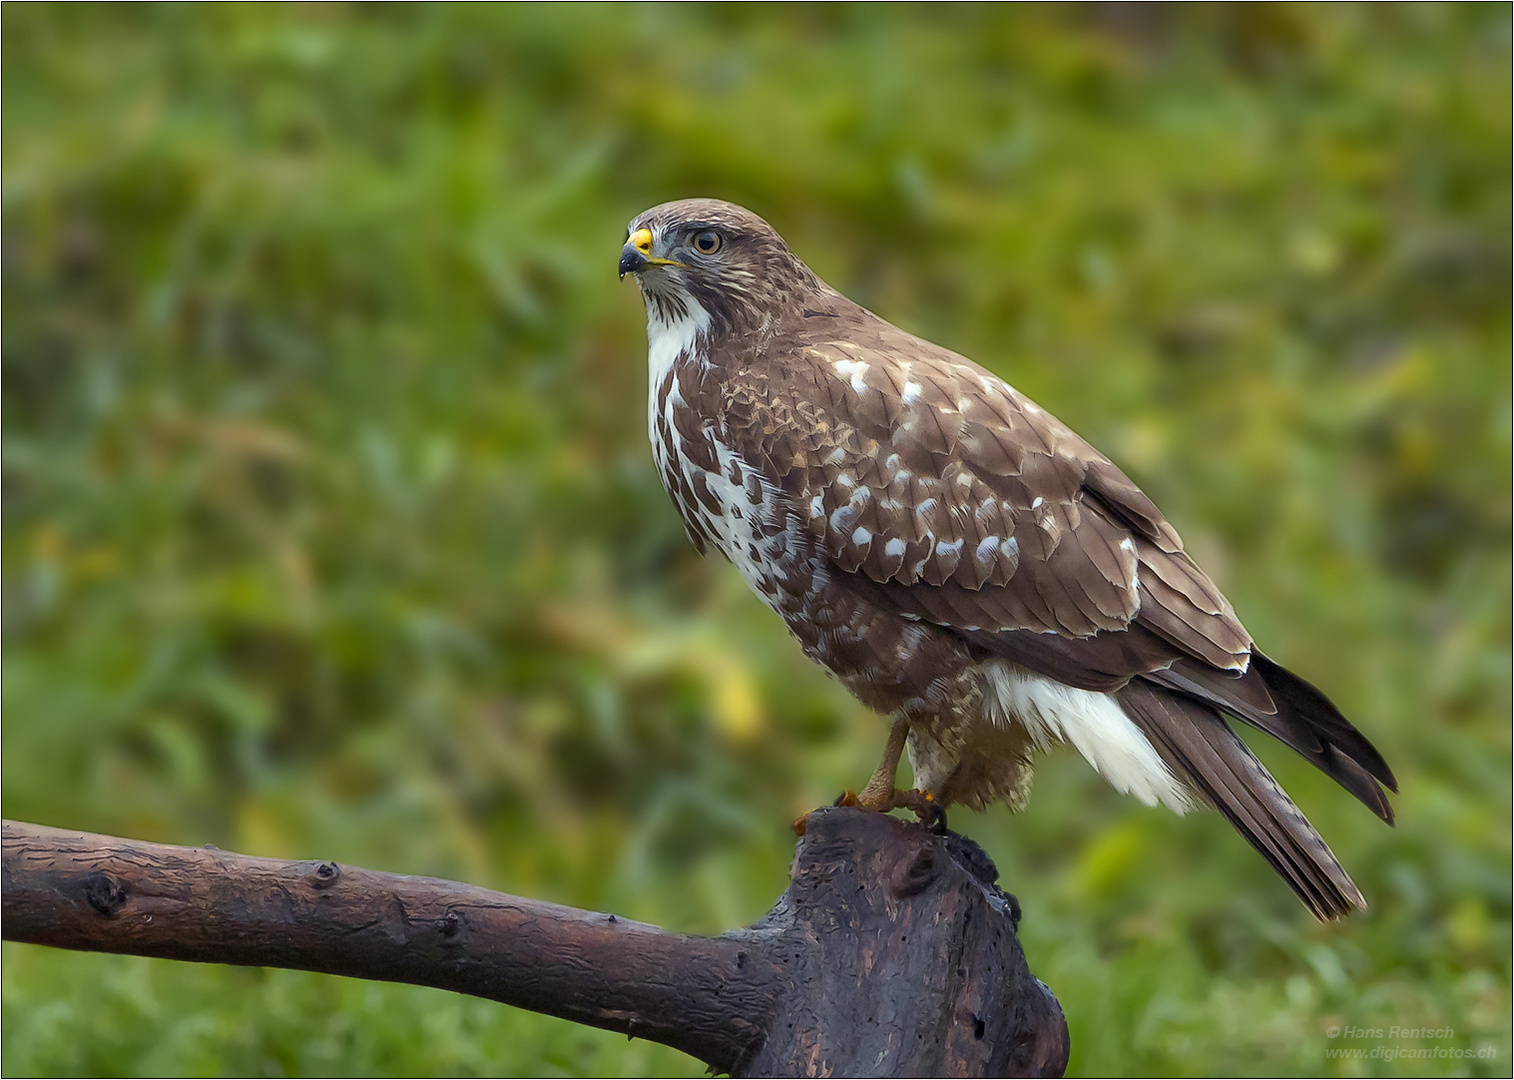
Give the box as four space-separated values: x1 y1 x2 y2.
631 227 653 255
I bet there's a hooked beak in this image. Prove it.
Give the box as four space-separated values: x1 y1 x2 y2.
619 227 685 279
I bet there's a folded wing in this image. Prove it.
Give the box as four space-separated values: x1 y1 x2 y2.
718 310 1396 847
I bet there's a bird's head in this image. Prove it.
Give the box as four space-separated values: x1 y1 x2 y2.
619 198 820 334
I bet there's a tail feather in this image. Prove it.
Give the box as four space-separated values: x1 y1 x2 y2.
1252 652 1398 793
1118 679 1366 919
1150 653 1396 825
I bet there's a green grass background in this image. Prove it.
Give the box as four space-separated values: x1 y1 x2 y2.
3 4 1509 1076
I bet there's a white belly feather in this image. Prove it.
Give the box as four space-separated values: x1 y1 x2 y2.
981 660 1194 812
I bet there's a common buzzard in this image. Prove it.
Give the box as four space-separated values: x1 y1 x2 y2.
619 198 1395 919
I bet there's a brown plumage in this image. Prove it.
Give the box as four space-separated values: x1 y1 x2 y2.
620 198 1396 919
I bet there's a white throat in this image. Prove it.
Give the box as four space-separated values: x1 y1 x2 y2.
645 292 712 389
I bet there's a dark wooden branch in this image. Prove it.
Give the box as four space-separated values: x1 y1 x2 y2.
3 808 1068 1077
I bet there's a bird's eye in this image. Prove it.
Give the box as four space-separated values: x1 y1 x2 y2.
691 230 723 255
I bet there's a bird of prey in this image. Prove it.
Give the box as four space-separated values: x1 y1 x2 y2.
618 198 1395 919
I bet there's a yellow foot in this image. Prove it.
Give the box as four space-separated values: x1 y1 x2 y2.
805 787 948 832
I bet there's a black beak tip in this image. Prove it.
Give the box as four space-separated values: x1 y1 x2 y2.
618 247 646 279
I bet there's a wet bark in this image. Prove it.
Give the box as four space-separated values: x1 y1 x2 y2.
2 808 1068 1077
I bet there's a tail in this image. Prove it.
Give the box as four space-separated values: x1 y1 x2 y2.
1117 679 1366 919
1150 652 1397 824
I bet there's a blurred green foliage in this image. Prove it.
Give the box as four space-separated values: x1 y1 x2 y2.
3 4 1509 1076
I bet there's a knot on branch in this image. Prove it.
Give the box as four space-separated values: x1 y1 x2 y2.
304 861 341 889
83 872 127 917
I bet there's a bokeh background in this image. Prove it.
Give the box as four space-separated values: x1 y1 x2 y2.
3 5 1509 1076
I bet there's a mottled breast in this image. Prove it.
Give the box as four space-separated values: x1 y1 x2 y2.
647 343 795 613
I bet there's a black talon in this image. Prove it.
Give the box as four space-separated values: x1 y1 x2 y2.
889 790 948 833
927 802 949 834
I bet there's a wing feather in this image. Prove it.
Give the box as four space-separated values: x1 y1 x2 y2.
723 332 1229 650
